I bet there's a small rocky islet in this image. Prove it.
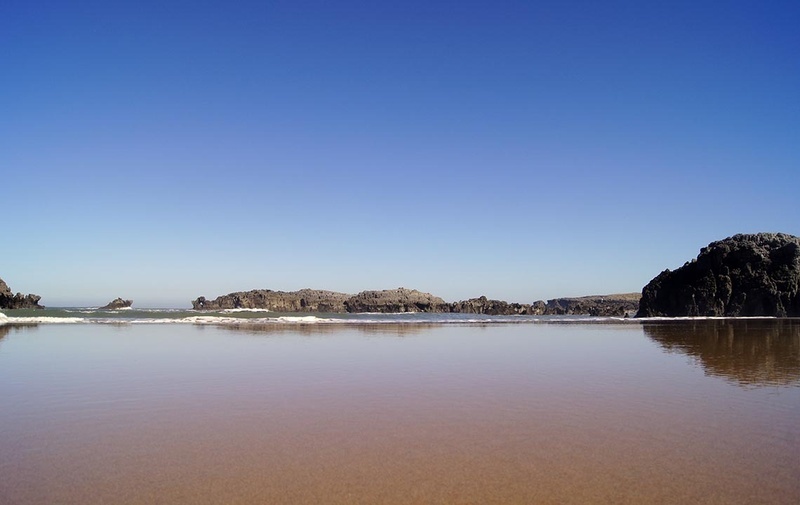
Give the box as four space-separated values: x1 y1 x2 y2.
99 298 133 310
4 233 800 317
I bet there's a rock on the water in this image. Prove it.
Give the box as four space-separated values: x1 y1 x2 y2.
192 289 352 312
637 233 800 317
0 277 44 309
541 294 641 317
344 288 449 313
449 296 539 315
100 298 133 310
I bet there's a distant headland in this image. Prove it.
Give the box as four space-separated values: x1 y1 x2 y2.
3 232 800 318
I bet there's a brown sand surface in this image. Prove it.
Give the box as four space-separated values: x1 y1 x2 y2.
1 322 798 504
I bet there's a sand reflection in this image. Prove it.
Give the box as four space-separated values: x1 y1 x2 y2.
643 319 800 387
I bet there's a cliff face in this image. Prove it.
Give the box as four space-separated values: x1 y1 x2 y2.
0 277 44 309
192 289 352 312
637 233 800 317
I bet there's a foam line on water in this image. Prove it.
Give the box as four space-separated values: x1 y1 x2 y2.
220 308 273 313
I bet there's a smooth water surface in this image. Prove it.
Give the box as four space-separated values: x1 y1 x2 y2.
1 321 798 504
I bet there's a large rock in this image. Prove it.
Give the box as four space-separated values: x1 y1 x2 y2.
637 233 800 317
344 288 449 313
450 296 539 315
100 298 133 310
541 294 641 317
0 277 44 309
192 289 352 312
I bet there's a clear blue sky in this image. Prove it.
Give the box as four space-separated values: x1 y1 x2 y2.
2 0 798 307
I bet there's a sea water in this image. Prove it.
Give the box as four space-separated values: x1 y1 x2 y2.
0 311 798 504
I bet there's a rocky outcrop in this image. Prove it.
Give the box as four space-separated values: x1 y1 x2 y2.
541 294 641 317
192 286 641 316
100 298 132 310
450 296 540 315
192 289 352 312
0 277 44 309
637 233 800 317
344 288 449 313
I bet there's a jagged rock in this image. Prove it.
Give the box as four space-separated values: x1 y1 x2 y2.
100 298 133 310
0 277 44 309
541 294 641 317
449 296 539 315
449 294 639 317
344 288 449 313
192 289 352 312
191 285 642 316
531 300 547 314
637 233 800 317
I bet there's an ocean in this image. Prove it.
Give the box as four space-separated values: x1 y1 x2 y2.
0 307 637 325
1 310 798 504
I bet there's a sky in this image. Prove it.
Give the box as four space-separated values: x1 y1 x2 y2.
2 0 798 308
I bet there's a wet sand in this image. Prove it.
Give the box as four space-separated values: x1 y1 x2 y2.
1 322 798 504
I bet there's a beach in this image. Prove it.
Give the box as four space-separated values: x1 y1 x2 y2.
1 317 798 504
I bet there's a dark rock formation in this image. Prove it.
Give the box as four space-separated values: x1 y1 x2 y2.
448 294 639 317
637 233 800 317
192 289 352 312
450 296 539 315
344 288 449 313
100 298 133 310
0 277 44 309
541 294 641 317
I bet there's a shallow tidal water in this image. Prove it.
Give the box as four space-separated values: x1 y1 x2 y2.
1 320 799 504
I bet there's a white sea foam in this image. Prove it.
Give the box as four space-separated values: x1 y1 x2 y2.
2 311 778 328
220 308 272 313
2 316 86 324
358 311 421 316
635 316 777 321
183 316 244 325
273 316 328 323
170 315 343 325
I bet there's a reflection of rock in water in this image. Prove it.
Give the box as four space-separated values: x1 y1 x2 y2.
217 322 436 337
643 320 800 387
0 325 9 340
